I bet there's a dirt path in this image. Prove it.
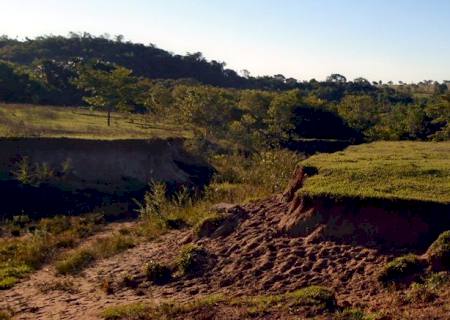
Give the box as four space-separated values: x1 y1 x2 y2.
0 222 190 320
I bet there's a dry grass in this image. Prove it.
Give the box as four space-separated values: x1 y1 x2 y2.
0 103 189 140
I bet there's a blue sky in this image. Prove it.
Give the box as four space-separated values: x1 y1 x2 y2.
1 0 449 82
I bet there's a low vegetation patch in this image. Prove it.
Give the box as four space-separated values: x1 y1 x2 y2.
193 214 226 238
378 254 426 285
0 104 188 140
176 244 209 276
136 149 304 240
300 141 450 203
404 283 438 303
55 233 134 275
36 279 79 294
101 286 336 319
144 261 172 285
426 230 450 271
0 214 101 289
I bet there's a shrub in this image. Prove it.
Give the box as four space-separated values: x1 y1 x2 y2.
177 244 209 276
378 254 426 285
145 261 172 285
426 230 450 271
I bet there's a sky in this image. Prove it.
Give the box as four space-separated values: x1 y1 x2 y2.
0 0 449 82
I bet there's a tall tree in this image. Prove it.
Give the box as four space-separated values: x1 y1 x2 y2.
75 65 138 126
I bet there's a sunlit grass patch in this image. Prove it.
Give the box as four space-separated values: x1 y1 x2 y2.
0 103 189 140
101 286 336 319
55 233 135 275
300 141 450 203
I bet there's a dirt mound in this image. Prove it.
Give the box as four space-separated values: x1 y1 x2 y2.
277 167 450 250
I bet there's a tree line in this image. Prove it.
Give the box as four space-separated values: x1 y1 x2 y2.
0 33 449 148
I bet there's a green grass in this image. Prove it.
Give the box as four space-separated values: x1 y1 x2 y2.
300 141 450 203
0 214 102 289
55 233 135 274
378 254 426 285
0 103 189 140
101 286 336 319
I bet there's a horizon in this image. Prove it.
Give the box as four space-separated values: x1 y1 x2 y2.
1 0 449 82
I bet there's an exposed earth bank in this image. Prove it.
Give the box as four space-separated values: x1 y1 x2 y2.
1 167 450 319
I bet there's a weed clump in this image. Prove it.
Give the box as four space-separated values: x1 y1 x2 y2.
287 286 336 311
405 283 437 303
145 261 172 285
177 244 209 276
378 254 426 285
426 230 450 271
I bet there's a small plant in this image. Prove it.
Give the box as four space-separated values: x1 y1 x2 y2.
0 308 13 320
136 181 168 221
55 248 95 275
37 279 78 294
425 272 450 289
122 274 140 288
378 254 426 285
335 308 366 320
287 285 336 311
61 158 72 176
176 244 209 276
426 230 450 271
145 261 172 285
193 214 225 238
12 157 33 185
101 277 114 295
0 277 18 290
405 283 437 303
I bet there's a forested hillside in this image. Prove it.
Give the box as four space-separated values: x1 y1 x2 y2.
0 33 449 146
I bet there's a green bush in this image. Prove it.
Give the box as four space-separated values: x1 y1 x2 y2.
427 231 450 271
177 244 209 276
378 254 426 285
145 261 172 285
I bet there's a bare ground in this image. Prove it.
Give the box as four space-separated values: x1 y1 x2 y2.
1 194 450 319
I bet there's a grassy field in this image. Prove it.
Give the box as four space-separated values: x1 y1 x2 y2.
0 104 189 140
300 141 450 204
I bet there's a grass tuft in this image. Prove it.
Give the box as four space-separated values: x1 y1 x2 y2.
378 254 426 285
176 244 209 276
426 230 450 271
